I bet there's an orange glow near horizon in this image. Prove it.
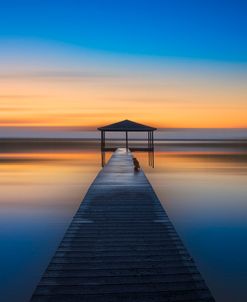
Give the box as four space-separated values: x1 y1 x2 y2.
0 43 246 130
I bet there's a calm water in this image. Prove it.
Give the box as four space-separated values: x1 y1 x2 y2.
0 140 247 302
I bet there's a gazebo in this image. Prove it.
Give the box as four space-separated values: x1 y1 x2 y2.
98 119 156 167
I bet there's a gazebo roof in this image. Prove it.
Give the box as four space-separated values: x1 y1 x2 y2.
98 119 157 132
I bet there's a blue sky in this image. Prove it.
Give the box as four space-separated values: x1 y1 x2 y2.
0 0 246 133
0 0 246 62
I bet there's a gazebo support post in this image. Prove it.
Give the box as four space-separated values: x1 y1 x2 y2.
148 131 151 166
103 131 105 150
152 131 154 167
125 131 128 150
101 150 105 167
101 131 102 150
147 131 154 167
100 130 106 167
101 131 104 151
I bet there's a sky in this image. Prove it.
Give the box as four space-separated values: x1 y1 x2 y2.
0 0 247 133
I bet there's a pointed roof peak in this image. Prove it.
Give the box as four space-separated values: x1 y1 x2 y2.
98 120 156 131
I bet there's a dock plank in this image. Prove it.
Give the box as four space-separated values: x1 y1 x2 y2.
30 148 214 302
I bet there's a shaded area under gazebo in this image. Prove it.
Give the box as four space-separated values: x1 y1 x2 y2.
98 120 156 167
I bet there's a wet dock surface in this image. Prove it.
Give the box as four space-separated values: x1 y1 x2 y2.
31 148 214 302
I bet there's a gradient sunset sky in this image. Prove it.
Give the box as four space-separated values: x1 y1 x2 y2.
0 0 246 131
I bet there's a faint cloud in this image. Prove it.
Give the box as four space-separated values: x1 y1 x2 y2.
0 70 118 80
0 94 44 99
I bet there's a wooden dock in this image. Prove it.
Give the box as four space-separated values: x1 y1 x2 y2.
31 148 214 302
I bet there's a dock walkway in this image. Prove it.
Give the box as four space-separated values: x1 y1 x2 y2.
31 148 214 302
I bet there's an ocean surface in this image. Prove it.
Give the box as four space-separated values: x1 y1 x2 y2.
0 139 247 302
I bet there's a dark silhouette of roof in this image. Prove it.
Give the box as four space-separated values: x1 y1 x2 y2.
98 119 157 132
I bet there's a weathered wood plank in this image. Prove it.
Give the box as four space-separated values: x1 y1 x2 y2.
30 148 214 302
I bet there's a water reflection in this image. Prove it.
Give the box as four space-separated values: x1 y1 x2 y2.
0 145 100 302
0 140 247 302
135 148 247 302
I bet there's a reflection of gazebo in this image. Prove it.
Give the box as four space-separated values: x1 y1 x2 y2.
98 119 156 167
